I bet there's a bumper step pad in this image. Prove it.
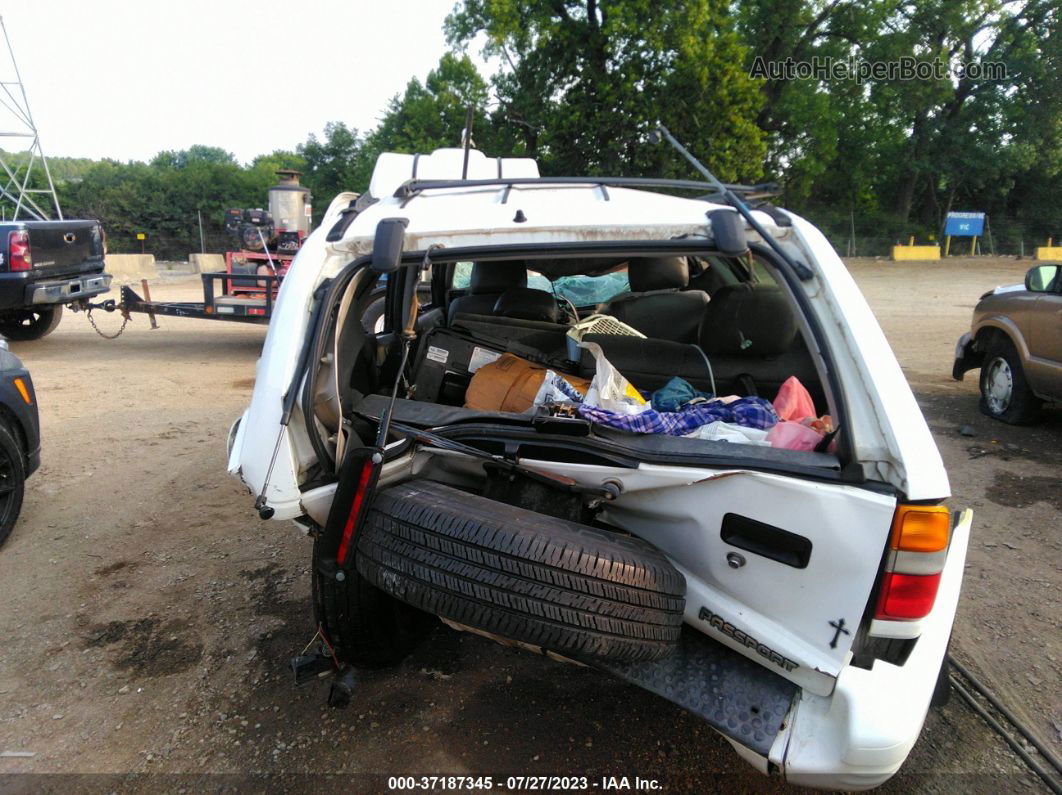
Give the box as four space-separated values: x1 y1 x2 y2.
598 627 799 756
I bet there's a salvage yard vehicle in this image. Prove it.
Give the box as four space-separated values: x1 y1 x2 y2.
229 138 972 790
953 263 1062 423
0 335 39 546
0 220 110 340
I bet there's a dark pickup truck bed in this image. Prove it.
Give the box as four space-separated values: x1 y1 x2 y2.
0 219 111 340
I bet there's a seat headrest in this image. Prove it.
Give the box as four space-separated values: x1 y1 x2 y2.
628 257 689 292
493 287 560 324
469 261 527 294
699 284 798 356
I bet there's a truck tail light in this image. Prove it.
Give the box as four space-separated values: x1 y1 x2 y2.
8 230 31 271
875 505 950 621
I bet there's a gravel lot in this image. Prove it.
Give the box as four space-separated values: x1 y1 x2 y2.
0 257 1057 792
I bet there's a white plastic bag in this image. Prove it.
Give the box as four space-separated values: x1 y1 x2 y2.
686 420 770 445
579 341 648 416
530 370 583 412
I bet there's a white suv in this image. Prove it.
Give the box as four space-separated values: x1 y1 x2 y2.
228 147 971 790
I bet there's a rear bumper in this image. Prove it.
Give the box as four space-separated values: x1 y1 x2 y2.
0 271 111 310
757 508 972 790
27 273 111 305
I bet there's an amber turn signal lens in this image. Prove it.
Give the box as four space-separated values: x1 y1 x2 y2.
890 505 950 553
12 377 31 405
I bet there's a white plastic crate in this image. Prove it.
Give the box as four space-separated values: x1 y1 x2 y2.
565 314 645 359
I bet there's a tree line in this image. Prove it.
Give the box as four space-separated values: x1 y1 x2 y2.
6 0 1059 258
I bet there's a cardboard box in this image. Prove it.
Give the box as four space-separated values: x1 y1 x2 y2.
465 353 589 413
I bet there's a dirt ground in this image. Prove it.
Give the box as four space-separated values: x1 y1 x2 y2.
0 257 1057 792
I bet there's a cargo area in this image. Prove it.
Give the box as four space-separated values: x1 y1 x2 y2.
326 253 842 473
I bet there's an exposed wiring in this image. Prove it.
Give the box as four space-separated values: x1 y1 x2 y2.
317 624 341 670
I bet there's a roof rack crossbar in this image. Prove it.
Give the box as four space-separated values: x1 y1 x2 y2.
393 176 777 200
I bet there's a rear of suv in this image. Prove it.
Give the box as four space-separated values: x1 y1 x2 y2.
228 148 971 789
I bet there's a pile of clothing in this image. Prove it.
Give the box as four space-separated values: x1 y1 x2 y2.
529 342 834 451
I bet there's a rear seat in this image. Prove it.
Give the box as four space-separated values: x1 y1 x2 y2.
450 314 571 362
449 284 572 361
598 257 708 343
447 261 528 324
581 283 823 406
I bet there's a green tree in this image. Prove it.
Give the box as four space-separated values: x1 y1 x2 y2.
297 122 364 215
447 0 767 181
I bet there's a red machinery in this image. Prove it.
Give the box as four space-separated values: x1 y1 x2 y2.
222 169 312 307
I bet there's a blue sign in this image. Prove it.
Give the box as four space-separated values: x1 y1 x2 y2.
945 212 985 237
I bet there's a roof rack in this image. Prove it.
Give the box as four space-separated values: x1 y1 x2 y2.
393 176 778 202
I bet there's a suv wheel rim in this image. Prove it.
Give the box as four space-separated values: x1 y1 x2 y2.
984 356 1013 414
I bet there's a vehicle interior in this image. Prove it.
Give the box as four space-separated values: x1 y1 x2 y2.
308 249 843 481
421 254 824 406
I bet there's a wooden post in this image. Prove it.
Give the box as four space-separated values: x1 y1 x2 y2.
945 236 952 257
140 278 158 330
970 236 977 255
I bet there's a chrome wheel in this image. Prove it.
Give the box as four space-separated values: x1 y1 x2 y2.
984 355 1013 414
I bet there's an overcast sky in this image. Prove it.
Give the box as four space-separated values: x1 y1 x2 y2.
2 1 486 164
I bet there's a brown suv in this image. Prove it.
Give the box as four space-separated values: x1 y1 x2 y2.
953 263 1062 423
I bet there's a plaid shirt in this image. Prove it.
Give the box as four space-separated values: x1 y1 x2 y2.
577 396 778 436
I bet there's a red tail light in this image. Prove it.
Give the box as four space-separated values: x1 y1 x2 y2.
874 504 950 621
335 458 376 565
876 571 942 619
8 230 31 271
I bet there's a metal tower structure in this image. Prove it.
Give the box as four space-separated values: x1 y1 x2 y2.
0 15 62 220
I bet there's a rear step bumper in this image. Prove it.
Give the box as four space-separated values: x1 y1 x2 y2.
597 626 799 758
28 273 111 304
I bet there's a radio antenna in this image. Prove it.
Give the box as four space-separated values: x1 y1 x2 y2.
652 124 811 280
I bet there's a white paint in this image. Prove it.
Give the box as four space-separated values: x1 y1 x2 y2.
774 510 971 790
522 459 895 697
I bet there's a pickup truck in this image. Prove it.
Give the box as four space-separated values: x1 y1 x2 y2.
0 220 111 340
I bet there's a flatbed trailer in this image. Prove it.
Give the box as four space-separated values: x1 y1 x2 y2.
83 272 282 334
123 271 280 325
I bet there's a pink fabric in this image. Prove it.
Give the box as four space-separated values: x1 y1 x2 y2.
767 420 824 452
773 376 816 422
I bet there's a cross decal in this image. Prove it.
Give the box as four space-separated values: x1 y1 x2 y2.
828 618 850 649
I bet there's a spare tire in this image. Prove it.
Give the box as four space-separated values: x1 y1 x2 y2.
355 479 686 662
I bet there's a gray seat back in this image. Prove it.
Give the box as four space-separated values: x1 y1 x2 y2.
448 261 527 324
601 257 708 342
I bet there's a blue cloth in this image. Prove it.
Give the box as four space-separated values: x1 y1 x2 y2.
578 396 778 436
650 376 714 412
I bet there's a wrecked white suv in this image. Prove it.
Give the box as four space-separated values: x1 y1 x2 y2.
228 145 971 790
